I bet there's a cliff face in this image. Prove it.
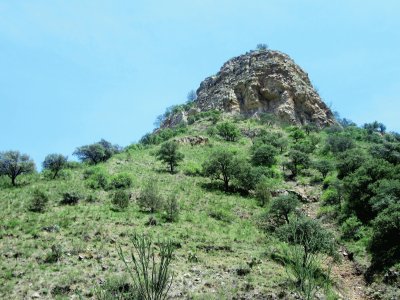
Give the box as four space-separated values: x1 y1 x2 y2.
163 50 336 128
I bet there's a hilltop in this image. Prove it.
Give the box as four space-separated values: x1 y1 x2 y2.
162 49 335 128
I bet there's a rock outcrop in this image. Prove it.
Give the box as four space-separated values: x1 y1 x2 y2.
164 49 336 127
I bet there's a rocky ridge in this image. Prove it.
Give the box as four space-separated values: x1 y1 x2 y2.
163 49 336 127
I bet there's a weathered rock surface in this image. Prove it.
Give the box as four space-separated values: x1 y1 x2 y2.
196 50 335 126
164 49 336 127
174 136 209 146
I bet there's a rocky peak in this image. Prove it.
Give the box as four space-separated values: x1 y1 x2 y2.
163 49 336 128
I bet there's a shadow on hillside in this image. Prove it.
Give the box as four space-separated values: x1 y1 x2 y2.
200 181 250 197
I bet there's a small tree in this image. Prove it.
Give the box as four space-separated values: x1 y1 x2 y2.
42 154 68 179
269 194 300 224
313 160 333 179
73 139 120 164
303 124 318 135
251 144 278 167
0 151 35 186
187 89 197 103
156 141 184 173
216 122 240 142
286 150 310 177
256 43 268 50
202 148 236 191
289 127 306 143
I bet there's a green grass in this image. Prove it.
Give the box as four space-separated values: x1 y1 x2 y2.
0 119 374 299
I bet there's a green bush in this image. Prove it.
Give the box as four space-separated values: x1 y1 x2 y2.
138 180 163 213
111 190 130 210
183 161 202 176
84 166 109 190
255 179 273 207
109 173 132 189
28 189 49 213
369 203 400 274
216 122 240 142
321 188 341 206
163 194 179 222
60 192 81 205
341 216 364 241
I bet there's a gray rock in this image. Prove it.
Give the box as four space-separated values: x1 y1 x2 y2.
165 50 336 127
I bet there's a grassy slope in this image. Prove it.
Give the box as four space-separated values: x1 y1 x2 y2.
0 117 369 299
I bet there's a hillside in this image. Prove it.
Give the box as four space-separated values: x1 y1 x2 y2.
1 50 400 300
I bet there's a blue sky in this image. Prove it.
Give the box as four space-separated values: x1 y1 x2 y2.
1 0 399 167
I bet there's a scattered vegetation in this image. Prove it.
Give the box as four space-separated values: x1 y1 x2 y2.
1 112 399 299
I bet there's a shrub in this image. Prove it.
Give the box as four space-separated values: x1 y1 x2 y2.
28 189 49 213
336 148 365 179
369 203 400 274
85 167 109 190
321 188 341 206
42 154 68 179
325 135 354 154
156 141 184 173
163 194 179 222
45 244 63 263
0 151 35 186
111 190 130 210
216 122 240 142
255 179 272 207
60 192 80 205
117 233 174 300
138 180 163 213
95 276 136 300
109 173 132 189
341 216 364 241
140 126 187 145
233 160 259 192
